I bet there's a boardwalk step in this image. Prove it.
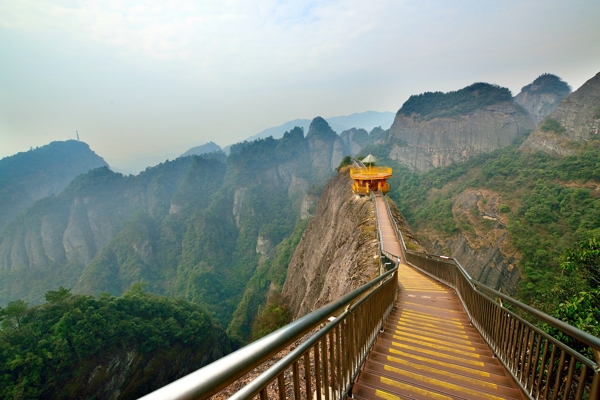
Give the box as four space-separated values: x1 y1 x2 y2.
354 370 522 400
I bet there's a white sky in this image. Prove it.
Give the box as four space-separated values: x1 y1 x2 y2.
1 0 599 164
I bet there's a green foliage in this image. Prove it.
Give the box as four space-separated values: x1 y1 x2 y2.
561 237 600 289
0 140 107 230
521 73 571 96
251 293 289 340
337 156 353 171
542 238 600 355
227 219 308 340
540 117 567 135
386 143 600 313
398 82 513 120
44 287 71 303
0 290 229 399
594 106 600 120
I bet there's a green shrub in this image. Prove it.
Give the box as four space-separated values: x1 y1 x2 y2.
540 118 567 134
251 293 288 340
337 156 353 171
499 205 510 213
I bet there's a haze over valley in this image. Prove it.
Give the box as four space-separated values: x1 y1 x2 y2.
1 1 600 398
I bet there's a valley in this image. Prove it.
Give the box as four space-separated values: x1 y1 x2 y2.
1 71 599 398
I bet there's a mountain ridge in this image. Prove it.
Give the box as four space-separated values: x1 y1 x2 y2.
0 140 108 231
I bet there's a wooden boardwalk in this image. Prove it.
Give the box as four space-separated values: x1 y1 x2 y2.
352 195 524 400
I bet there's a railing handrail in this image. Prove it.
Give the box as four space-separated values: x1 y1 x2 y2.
140 267 398 400
370 190 384 254
408 250 600 354
471 273 600 353
377 190 407 253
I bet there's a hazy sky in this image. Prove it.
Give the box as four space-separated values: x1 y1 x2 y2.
1 1 599 167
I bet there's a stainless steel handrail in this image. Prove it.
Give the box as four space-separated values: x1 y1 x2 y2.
371 190 600 399
405 251 600 400
140 267 398 400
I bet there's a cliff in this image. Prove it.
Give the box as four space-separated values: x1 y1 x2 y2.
386 83 534 172
0 140 108 230
514 73 571 125
282 170 378 318
281 169 421 319
0 122 348 336
520 71 600 155
420 188 521 293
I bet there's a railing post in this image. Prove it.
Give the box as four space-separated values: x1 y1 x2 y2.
590 349 600 400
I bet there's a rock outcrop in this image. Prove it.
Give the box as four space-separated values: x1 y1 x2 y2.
420 188 521 294
388 83 535 172
306 117 339 181
282 170 379 318
282 169 421 319
514 73 571 125
521 71 600 155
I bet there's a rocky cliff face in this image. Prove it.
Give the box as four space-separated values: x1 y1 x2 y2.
64 340 229 400
282 170 379 319
514 73 571 125
388 102 534 172
306 117 340 180
521 71 600 155
282 169 421 319
419 188 521 294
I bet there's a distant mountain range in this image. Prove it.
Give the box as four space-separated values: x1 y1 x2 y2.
214 110 394 156
107 110 395 174
237 110 395 149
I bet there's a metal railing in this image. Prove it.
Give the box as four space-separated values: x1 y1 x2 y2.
370 190 397 265
369 190 600 399
377 190 407 254
405 252 600 400
141 266 398 400
349 166 393 178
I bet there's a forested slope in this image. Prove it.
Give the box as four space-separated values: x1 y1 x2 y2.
0 286 231 399
0 140 108 230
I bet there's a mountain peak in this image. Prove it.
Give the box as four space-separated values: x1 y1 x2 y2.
520 71 600 155
514 73 572 124
306 116 337 140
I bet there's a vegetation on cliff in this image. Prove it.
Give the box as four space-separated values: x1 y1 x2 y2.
398 82 513 120
376 141 600 338
0 286 230 399
0 140 107 230
0 122 327 344
520 73 571 96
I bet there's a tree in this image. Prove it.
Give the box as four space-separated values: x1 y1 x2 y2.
0 299 28 331
44 287 72 303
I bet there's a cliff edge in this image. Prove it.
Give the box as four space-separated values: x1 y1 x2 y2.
282 168 421 319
